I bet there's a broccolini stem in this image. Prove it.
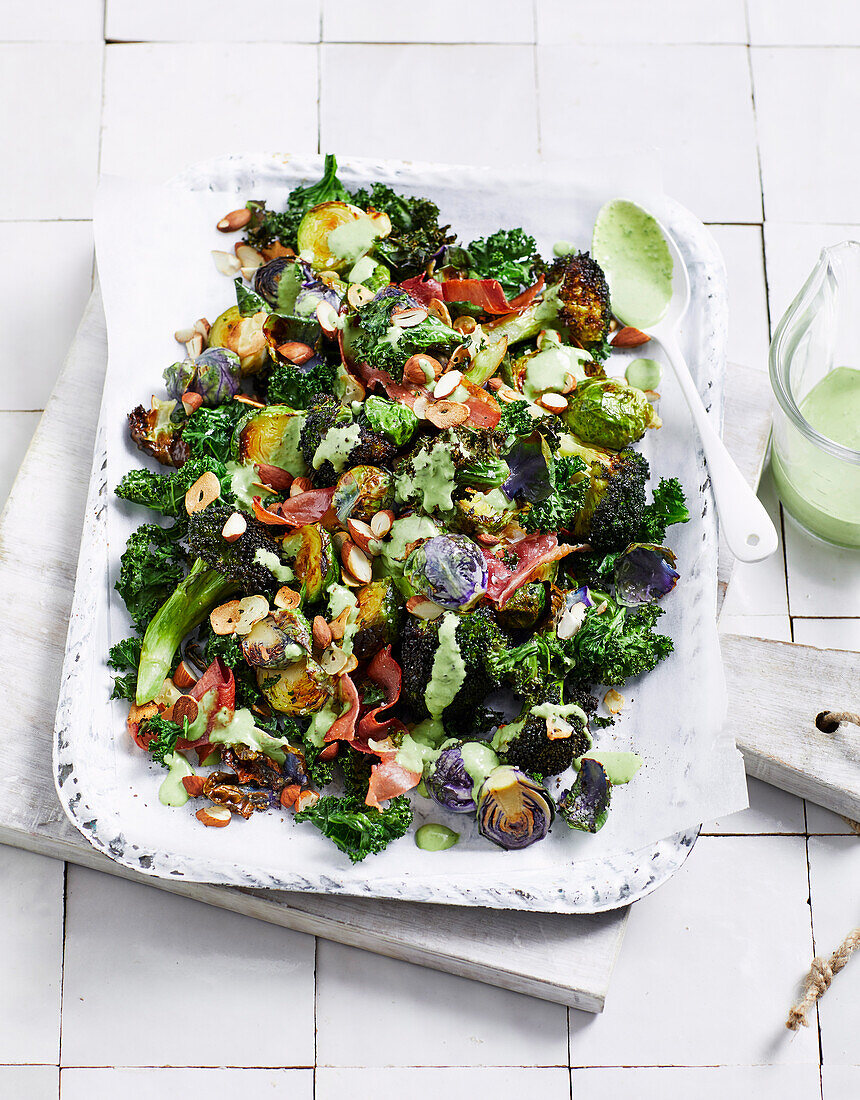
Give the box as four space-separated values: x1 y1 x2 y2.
136 558 238 704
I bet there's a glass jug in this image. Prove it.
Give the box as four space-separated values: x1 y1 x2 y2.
769 241 860 548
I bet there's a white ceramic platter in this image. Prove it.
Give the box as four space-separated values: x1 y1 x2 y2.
54 155 732 913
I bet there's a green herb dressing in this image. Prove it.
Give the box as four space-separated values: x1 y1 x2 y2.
327 583 359 655
460 741 499 801
347 255 377 284
424 612 466 718
415 823 459 851
305 696 343 749
379 515 440 579
253 547 294 584
531 699 589 729
208 706 287 764
312 422 362 472
158 752 194 807
227 461 271 510
592 199 673 329
268 412 307 476
625 357 663 392
523 345 592 402
553 239 574 257
184 690 216 742
328 213 385 264
395 443 456 513
578 751 643 785
394 726 444 774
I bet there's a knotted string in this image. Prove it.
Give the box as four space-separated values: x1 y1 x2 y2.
786 929 860 1030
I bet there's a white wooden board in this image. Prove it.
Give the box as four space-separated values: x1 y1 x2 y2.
0 291 626 1013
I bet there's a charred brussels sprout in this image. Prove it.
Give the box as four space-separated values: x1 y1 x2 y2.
232 404 307 476
403 534 488 610
547 251 612 349
475 766 555 850
613 543 679 606
164 348 241 407
297 201 391 272
280 524 339 603
253 257 297 309
353 578 402 660
332 465 394 523
208 305 268 375
558 758 611 833
564 377 656 450
258 658 334 716
241 608 312 668
427 741 500 814
496 582 546 630
362 394 419 448
128 398 188 468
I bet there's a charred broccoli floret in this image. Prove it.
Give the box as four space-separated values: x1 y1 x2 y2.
572 448 649 553
344 288 461 381
499 681 591 778
127 398 189 467
299 394 396 486
394 427 509 513
187 505 295 594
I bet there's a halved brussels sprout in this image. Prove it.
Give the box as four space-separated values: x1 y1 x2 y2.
241 608 313 669
453 489 516 538
262 312 324 362
496 582 546 630
208 305 268 375
362 395 418 448
403 534 488 610
426 744 477 814
254 257 298 309
232 404 307 476
280 524 339 603
557 758 611 833
563 377 656 450
475 766 555 850
614 543 679 606
257 658 334 716
332 465 394 523
164 348 242 407
353 577 402 661
297 201 378 271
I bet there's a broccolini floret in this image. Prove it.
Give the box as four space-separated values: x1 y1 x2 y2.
187 505 295 594
499 681 591 779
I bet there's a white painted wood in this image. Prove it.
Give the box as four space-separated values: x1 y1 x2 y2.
0 292 625 1014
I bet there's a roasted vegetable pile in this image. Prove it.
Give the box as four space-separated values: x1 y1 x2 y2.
111 155 688 861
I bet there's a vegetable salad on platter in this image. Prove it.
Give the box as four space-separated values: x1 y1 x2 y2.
111 155 689 863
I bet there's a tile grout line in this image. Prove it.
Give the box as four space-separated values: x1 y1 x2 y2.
56 862 69 1076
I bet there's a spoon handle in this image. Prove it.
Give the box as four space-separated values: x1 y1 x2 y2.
656 332 779 563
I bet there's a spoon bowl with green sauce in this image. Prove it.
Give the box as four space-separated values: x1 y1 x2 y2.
593 200 779 563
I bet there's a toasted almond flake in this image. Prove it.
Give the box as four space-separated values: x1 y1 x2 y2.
174 325 196 343
181 390 204 416
312 615 333 651
210 595 269 637
448 344 472 369
403 353 441 386
277 341 314 365
341 540 372 584
339 371 366 403
604 689 625 714
193 317 211 339
221 512 247 542
347 517 375 553
185 333 204 359
453 315 476 335
391 305 428 328
289 476 312 497
546 716 573 741
234 393 266 409
433 369 463 400
172 695 199 727
427 298 452 326
370 509 393 539
475 531 500 546
560 372 577 394
538 391 569 414
557 601 587 641
406 595 445 620
347 283 375 310
315 300 339 336
212 250 242 277
425 400 470 429
493 382 522 404
234 242 264 270
280 784 301 808
185 471 221 515
240 266 259 281
217 208 252 233
328 607 351 641
196 804 232 827
321 644 349 676
274 586 300 610
294 789 320 813
173 660 199 690
412 395 430 420
339 568 363 588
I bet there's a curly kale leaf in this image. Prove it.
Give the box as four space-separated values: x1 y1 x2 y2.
140 715 185 768
244 154 351 251
295 794 413 863
561 599 673 686
115 456 228 518
116 523 187 633
351 183 454 279
107 636 143 701
497 399 539 444
348 289 459 380
639 477 690 543
466 228 544 298
266 356 337 409
182 402 246 464
520 454 589 533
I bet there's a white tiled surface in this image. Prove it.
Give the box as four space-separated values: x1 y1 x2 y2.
0 5 857 1097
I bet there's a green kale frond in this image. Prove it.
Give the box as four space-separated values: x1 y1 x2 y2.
295 794 413 863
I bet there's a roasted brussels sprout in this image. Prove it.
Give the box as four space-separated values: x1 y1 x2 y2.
258 658 334 715
613 543 679 606
332 465 394 523
558 758 611 833
241 608 312 668
297 201 391 272
164 348 241 407
563 377 656 450
353 577 402 661
403 534 488 610
208 305 268 375
253 257 297 309
496 582 546 630
280 524 339 604
128 398 188 467
362 395 418 448
232 404 308 476
426 741 499 814
453 489 517 538
475 766 555 850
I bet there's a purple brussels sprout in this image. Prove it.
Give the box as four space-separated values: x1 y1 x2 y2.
403 534 488 610
614 543 679 606
295 260 344 315
163 347 241 407
426 744 477 814
557 758 611 833
475 766 555 851
253 257 293 308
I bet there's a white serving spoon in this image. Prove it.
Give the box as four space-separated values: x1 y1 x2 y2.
595 202 779 563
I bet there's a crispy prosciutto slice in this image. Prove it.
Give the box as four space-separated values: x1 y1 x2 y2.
365 760 421 809
441 274 544 316
483 533 583 606
323 673 361 744
357 647 409 743
252 487 336 527
399 274 444 306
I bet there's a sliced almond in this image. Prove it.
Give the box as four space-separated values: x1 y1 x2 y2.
328 607 351 641
412 394 430 420
339 567 363 588
339 370 366 404
475 531 500 547
546 716 573 741
320 644 349 676
234 394 266 409
193 317 211 340
174 325 196 343
493 382 524 405
317 742 339 762
559 372 577 395
212 250 242 277
610 326 650 348
280 784 301 808
403 353 442 386
427 298 452 326
234 242 264 271
196 804 232 827
315 300 339 337
340 540 372 584
312 615 333 651
210 595 269 636
217 208 252 233
448 344 473 369
181 390 204 416
347 517 375 554
425 400 470 429
221 512 247 543
182 775 206 797
391 305 427 328
433 369 463 400
453 315 476 335
173 660 199 690
347 283 375 310
406 595 445 620
538 391 569 414
370 509 393 539
277 341 314 365
172 695 199 728
185 470 221 514
274 585 301 610
290 476 312 497
185 332 204 359
294 789 320 813
604 689 625 714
